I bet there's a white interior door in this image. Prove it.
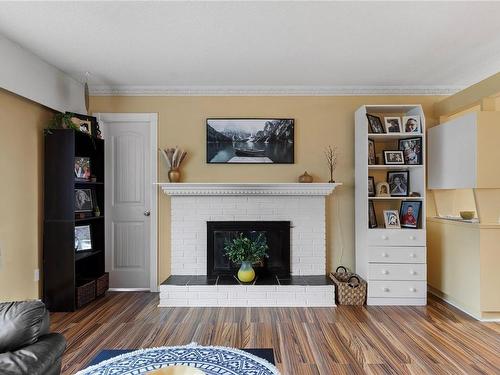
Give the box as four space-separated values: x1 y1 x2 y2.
96 113 157 291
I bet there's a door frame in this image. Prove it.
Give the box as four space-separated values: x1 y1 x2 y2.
94 112 158 292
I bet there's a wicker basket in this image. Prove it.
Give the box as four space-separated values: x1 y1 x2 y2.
76 279 96 308
329 266 367 305
96 272 109 297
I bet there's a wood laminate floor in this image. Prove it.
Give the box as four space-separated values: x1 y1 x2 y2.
50 292 500 374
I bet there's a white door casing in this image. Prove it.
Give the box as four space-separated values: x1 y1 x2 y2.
95 113 158 291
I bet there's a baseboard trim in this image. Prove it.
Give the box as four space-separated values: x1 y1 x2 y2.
428 286 500 322
108 288 151 292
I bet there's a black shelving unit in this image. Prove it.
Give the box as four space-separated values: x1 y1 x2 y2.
43 129 106 311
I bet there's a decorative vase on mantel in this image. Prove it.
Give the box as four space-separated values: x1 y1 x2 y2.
168 168 181 183
298 171 313 183
237 261 256 283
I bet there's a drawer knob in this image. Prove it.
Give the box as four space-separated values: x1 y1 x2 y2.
409 235 416 240
410 270 417 275
381 235 389 240
409 287 417 292
381 270 389 275
382 287 390 292
382 252 389 258
409 253 416 258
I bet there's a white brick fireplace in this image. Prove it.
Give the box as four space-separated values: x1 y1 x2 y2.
158 183 341 307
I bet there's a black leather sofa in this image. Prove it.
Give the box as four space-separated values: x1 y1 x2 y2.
0 300 66 375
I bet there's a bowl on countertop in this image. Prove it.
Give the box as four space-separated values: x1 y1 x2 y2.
460 211 475 220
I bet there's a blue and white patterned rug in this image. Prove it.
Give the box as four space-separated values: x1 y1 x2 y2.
76 344 280 375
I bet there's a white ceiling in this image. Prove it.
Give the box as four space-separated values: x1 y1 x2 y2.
1 1 500 95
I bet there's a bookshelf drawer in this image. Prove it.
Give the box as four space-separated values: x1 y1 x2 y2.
369 263 426 280
368 246 426 263
368 281 427 298
367 229 426 246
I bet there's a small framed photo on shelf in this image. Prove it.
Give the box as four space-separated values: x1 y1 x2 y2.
368 139 376 165
384 117 402 133
383 150 405 165
399 137 422 165
383 210 401 229
376 182 390 197
368 176 375 197
400 200 422 229
387 171 409 196
402 116 421 133
67 112 101 138
366 114 384 133
369 201 378 228
74 157 91 181
75 225 92 252
75 189 94 212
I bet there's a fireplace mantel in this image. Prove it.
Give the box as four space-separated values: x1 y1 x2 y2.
158 182 342 196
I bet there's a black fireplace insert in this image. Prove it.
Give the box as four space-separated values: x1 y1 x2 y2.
207 221 290 278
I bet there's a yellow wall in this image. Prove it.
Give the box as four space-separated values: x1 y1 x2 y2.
90 95 442 283
427 219 481 317
0 89 54 301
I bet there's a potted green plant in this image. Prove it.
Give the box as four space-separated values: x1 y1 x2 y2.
224 233 269 283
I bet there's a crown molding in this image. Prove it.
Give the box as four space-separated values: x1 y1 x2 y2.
158 182 342 196
90 85 463 97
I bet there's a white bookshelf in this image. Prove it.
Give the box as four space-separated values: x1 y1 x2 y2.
355 104 427 306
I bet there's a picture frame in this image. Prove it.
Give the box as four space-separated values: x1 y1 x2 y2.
400 200 422 229
74 157 91 181
384 117 402 133
366 114 384 134
383 150 405 165
368 139 376 165
75 225 92 252
399 137 422 165
402 116 421 133
74 188 94 213
206 118 294 164
376 182 390 197
67 112 101 138
369 201 378 228
383 210 401 229
387 171 410 197
368 176 375 197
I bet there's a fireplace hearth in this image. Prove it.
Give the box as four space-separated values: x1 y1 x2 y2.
207 221 290 279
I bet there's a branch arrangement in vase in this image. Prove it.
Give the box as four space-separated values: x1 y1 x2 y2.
325 145 338 183
160 146 187 182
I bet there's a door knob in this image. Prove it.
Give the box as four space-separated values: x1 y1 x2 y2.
144 210 151 217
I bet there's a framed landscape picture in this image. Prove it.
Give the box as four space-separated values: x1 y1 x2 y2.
206 119 294 164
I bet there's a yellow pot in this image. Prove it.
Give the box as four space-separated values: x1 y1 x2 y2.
237 261 255 283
